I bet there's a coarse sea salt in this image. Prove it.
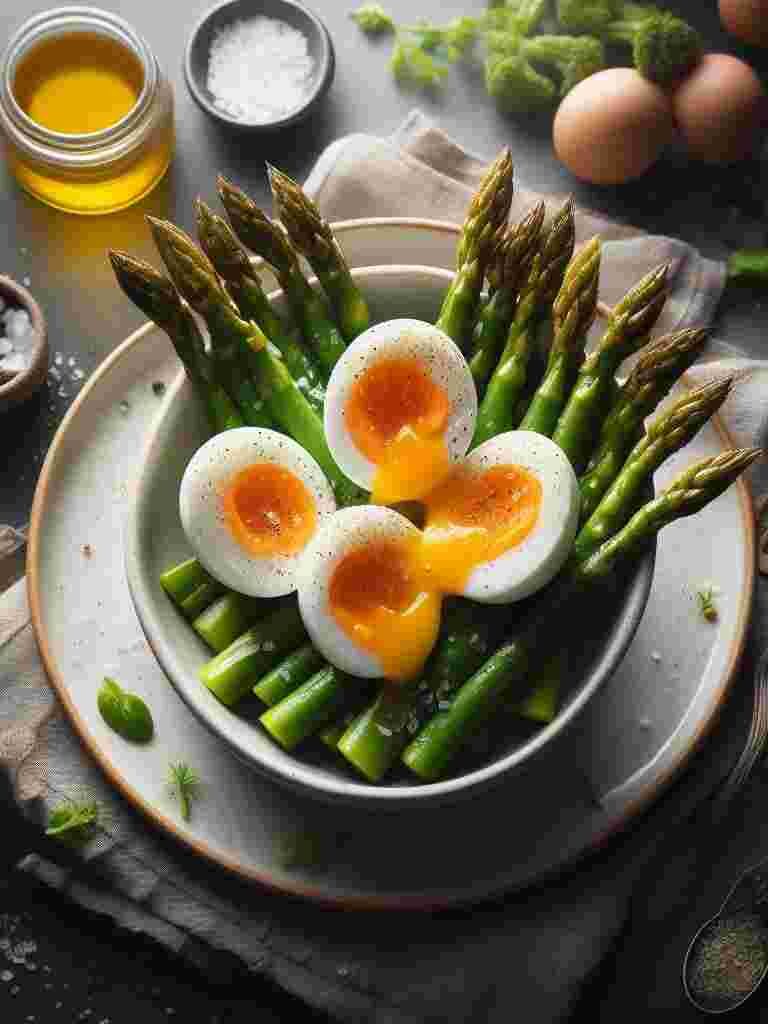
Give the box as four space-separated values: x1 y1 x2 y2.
206 17 315 124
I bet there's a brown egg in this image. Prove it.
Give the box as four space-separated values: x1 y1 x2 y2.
672 53 768 163
553 69 676 185
719 0 768 48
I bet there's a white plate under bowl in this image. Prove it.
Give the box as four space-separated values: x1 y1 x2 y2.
124 263 654 807
27 218 754 909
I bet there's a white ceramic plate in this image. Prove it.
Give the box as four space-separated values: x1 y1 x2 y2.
28 219 754 909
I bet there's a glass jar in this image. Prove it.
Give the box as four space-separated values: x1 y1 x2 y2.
0 6 174 215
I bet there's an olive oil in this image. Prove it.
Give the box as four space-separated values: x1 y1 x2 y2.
14 32 144 134
0 10 174 214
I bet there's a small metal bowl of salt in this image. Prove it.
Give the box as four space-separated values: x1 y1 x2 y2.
0 275 48 412
184 0 335 130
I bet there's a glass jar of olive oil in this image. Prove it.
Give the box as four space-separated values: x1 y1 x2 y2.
0 6 174 215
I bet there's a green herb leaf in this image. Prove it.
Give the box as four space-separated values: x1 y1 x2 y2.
696 585 719 623
168 761 200 822
97 676 154 743
46 798 102 846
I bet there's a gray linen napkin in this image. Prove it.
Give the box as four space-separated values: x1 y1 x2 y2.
1 111 765 1023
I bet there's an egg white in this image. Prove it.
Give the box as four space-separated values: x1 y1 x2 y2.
323 318 477 492
179 427 336 598
296 505 423 679
428 431 580 605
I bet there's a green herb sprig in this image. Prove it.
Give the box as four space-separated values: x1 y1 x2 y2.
168 761 200 822
46 796 104 846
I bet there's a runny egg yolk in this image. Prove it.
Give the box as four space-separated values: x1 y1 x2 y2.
222 462 316 557
328 537 442 682
420 464 543 593
345 355 451 505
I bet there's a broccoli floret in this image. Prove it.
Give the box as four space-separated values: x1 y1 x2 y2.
350 4 395 34
556 0 621 35
521 34 606 96
485 52 557 114
487 0 550 37
604 4 703 86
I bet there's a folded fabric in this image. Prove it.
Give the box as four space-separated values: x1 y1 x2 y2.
1 111 764 1023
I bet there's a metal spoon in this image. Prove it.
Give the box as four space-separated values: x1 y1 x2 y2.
683 856 768 1013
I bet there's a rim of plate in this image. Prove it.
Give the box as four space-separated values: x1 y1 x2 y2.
27 217 756 910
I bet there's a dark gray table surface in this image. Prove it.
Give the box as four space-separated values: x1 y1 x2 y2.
2 2 768 1022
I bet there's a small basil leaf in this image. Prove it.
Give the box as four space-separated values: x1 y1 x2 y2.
97 676 154 743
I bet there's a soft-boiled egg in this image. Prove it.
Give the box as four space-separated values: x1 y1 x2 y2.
323 319 477 505
179 427 336 598
420 431 579 604
296 506 442 683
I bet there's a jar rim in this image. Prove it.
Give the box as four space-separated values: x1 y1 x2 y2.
0 5 156 150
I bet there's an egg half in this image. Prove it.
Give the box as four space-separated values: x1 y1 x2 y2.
296 506 442 683
420 431 580 604
324 318 477 505
179 427 336 598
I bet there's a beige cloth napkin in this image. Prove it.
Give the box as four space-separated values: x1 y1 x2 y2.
1 111 764 1023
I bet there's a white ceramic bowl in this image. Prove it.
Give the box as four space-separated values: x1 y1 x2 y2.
125 264 654 807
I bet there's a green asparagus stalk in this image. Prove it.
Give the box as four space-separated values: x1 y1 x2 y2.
472 198 576 445
436 148 515 349
199 604 308 706
192 593 270 653
109 251 244 433
253 644 325 706
145 220 276 431
468 201 545 391
147 217 365 507
267 165 370 341
159 557 216 606
337 605 498 782
551 262 669 472
195 199 325 412
178 580 226 621
518 235 602 435
260 666 364 750
218 175 347 376
579 327 710 521
403 447 761 780
573 376 734 562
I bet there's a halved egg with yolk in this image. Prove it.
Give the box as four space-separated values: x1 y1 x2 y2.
179 427 337 598
323 319 477 505
420 431 580 604
296 506 442 682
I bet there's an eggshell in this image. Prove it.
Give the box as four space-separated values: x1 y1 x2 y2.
719 0 768 48
553 68 676 185
672 53 768 164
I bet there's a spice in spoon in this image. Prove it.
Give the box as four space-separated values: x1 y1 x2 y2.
686 910 768 1011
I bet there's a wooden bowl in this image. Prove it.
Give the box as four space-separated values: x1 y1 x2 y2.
0 275 48 412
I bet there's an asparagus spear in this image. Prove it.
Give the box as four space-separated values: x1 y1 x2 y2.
551 262 669 472
579 327 710 521
147 217 365 507
337 604 497 782
260 666 364 750
199 603 308 706
574 376 734 562
253 644 325 706
402 447 761 780
217 175 347 376
436 148 515 349
267 164 370 341
468 201 545 391
192 593 270 653
195 199 325 412
178 580 226 621
518 235 602 435
472 198 576 445
159 557 215 607
109 251 244 433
